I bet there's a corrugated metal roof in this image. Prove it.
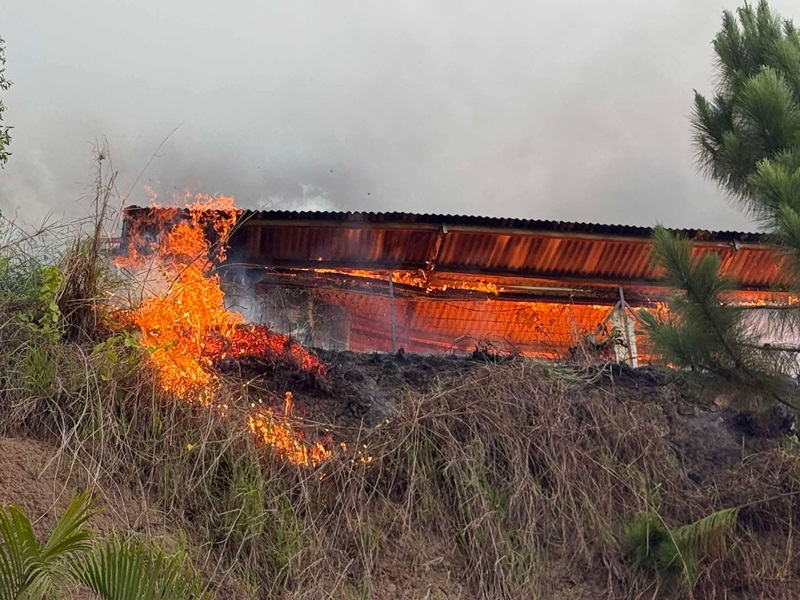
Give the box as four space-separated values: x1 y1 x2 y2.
122 207 788 296
234 209 765 242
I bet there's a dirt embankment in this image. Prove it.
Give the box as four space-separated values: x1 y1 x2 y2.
2 353 799 599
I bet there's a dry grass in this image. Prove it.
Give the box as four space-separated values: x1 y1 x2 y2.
2 163 800 598
3 304 800 600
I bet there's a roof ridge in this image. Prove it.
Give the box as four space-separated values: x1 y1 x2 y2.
123 207 767 240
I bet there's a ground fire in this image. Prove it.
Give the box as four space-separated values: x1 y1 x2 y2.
114 194 331 467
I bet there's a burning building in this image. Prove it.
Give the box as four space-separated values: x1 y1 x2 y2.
121 208 791 366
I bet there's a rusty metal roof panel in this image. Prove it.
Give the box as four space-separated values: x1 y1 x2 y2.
233 222 438 267
238 210 765 242
124 207 785 290
234 213 781 289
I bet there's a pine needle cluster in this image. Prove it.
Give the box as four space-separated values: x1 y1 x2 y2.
647 1 800 407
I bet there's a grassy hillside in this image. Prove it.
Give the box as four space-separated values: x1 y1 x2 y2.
2 202 800 599
2 328 800 598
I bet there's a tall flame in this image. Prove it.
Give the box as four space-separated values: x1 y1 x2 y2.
120 195 241 398
116 194 331 466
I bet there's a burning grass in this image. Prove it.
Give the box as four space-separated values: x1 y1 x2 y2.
115 194 242 398
112 191 332 467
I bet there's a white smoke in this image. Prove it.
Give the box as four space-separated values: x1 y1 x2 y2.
263 184 337 212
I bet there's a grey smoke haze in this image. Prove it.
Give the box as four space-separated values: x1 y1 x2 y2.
2 0 797 230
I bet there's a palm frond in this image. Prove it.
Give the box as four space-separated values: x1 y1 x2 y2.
25 491 97 597
673 507 739 558
0 491 97 600
72 538 210 600
39 492 96 561
0 503 39 600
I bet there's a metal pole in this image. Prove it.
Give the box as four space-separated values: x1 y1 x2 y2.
388 273 397 352
618 286 636 367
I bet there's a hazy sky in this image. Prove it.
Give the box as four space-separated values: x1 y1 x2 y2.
2 0 798 230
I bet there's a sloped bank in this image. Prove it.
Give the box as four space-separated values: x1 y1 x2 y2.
2 339 799 599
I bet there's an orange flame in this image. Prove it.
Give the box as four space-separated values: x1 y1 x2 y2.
247 408 332 467
118 195 241 398
313 268 504 295
212 325 326 374
117 193 332 467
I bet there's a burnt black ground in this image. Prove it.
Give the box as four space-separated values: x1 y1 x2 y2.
219 346 796 484
594 363 796 483
215 347 488 427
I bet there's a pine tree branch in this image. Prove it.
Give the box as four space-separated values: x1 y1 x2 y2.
683 266 798 410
